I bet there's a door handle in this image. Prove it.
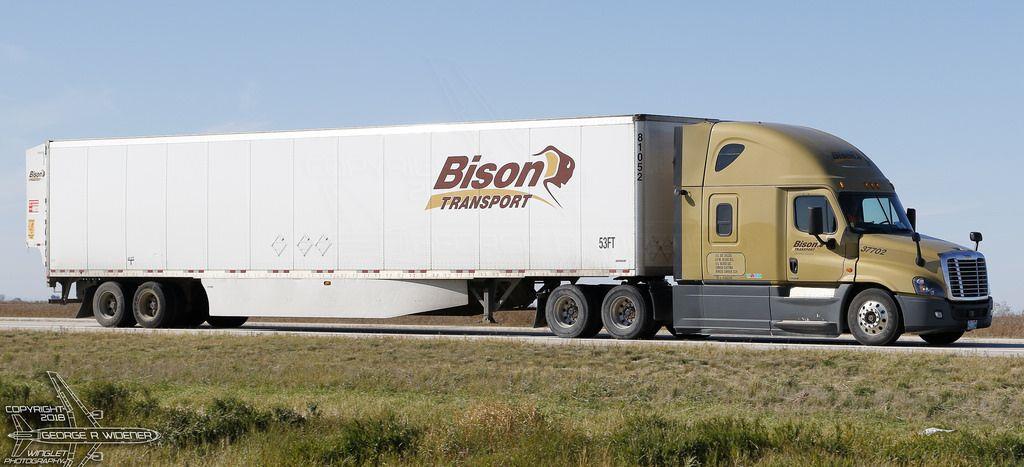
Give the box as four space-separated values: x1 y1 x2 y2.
789 258 798 274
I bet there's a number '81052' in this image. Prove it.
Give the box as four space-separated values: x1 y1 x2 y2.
636 132 644 181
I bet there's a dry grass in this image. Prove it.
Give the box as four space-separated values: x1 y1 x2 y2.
973 313 1024 338
0 302 78 318
1 331 1024 465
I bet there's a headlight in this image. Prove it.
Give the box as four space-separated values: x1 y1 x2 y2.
913 277 945 297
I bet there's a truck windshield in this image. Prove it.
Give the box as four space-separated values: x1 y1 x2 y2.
837 192 914 234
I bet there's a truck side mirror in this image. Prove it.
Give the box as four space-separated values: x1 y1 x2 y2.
906 208 917 231
970 231 983 251
807 206 836 250
912 232 925 267
808 207 824 236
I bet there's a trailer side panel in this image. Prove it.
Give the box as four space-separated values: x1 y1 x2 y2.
42 115 671 317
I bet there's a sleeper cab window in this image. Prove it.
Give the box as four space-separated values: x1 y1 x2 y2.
715 203 733 236
715 143 745 172
794 196 837 234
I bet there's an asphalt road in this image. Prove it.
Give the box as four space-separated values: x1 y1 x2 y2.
2 317 1023 357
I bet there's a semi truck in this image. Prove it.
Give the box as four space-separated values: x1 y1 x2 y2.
25 114 992 345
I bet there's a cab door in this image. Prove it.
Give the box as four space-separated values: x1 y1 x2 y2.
699 192 771 332
785 189 846 283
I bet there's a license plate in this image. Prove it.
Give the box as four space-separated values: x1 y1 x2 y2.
967 319 979 331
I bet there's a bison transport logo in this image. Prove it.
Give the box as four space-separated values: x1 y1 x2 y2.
427 145 576 210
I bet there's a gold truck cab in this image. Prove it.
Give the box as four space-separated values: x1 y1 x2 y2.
672 121 992 346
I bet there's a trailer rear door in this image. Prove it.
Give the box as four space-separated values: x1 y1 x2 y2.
25 144 47 256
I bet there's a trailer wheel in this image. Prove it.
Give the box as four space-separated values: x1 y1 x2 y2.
601 284 656 339
132 282 178 329
545 285 601 338
92 281 135 328
847 288 903 346
207 316 248 328
919 331 964 346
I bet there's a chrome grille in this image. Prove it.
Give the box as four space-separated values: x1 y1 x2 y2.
944 255 989 300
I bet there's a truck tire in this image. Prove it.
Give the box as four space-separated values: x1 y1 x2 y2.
132 282 178 329
920 331 964 346
545 285 601 338
92 281 135 328
601 284 656 340
207 316 248 328
847 288 903 346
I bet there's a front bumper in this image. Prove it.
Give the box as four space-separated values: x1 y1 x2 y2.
897 295 992 333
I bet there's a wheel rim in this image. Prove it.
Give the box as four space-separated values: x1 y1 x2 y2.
97 292 118 319
552 295 580 327
857 300 890 335
139 291 159 319
609 296 638 329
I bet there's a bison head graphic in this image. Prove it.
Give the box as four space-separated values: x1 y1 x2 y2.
532 145 575 207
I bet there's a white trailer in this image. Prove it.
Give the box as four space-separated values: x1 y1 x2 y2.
27 115 694 327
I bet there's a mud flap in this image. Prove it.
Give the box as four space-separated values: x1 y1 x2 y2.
648 281 673 323
533 291 549 328
75 301 92 319
75 286 94 318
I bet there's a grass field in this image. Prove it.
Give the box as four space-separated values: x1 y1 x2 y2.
1 331 1024 465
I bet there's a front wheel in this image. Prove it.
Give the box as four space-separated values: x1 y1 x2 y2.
847 289 903 346
920 331 964 346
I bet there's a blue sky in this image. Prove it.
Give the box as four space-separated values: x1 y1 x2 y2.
1 2 1022 306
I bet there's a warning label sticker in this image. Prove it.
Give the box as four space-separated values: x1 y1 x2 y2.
707 252 746 276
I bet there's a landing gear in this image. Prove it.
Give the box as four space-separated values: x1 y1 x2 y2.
469 279 534 324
